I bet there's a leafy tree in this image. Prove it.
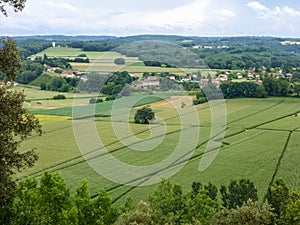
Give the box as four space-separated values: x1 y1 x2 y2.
256 85 267 98
211 200 274 225
0 40 42 204
0 0 26 16
134 106 155 124
294 84 300 96
149 180 216 224
266 179 290 219
75 180 119 225
220 179 258 209
0 38 23 82
115 201 155 225
11 172 76 225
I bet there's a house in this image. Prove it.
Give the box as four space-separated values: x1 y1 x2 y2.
237 73 243 79
142 76 160 87
181 75 191 82
61 70 80 78
200 79 209 87
218 74 228 81
286 73 293 78
167 76 176 80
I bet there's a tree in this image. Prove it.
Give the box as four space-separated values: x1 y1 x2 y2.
0 0 26 16
211 200 274 225
0 38 23 82
114 58 125 65
220 179 258 209
0 38 42 203
134 106 155 124
115 201 155 225
294 84 300 96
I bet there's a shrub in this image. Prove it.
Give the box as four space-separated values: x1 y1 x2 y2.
114 58 125 65
53 94 66 100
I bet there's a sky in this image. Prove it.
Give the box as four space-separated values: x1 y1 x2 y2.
1 0 300 37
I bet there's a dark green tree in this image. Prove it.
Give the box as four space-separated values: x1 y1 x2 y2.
134 106 155 124
294 84 300 96
220 179 258 209
0 38 42 203
114 58 125 65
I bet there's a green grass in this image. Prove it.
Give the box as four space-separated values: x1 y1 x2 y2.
18 97 300 205
30 95 167 117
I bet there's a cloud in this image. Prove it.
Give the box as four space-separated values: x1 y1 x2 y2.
247 1 268 12
219 9 236 17
42 1 77 13
247 1 300 35
248 1 300 20
106 0 211 33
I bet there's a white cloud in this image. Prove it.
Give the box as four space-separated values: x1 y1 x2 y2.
247 1 268 12
219 9 236 17
248 1 300 20
105 0 211 33
42 1 78 13
247 1 300 35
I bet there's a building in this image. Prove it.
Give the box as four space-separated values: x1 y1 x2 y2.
142 76 160 87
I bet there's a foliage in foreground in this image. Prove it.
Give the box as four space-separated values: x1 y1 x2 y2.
2 172 300 225
0 37 42 204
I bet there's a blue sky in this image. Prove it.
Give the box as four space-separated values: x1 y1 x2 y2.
1 0 300 37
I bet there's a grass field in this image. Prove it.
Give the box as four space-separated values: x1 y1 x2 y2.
14 85 97 110
18 96 300 205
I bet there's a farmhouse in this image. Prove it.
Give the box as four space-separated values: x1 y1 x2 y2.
142 76 160 87
181 75 192 82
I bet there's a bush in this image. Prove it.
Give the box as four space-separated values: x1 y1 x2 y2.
89 97 97 104
97 98 104 103
105 96 116 101
193 97 207 105
53 94 66 100
114 58 125 65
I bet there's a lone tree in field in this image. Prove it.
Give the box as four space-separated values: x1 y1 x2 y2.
0 37 42 202
134 106 155 124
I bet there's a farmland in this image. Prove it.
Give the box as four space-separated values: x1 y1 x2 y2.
19 96 300 205
35 47 213 75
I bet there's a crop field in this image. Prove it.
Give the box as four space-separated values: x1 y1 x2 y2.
14 86 96 110
36 47 215 75
18 96 300 205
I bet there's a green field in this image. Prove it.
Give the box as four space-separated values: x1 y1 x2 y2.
35 47 214 75
18 96 300 205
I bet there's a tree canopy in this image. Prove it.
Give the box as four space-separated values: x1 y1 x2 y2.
134 106 155 124
0 37 42 203
0 0 26 16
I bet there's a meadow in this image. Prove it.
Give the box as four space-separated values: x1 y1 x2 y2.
19 95 300 205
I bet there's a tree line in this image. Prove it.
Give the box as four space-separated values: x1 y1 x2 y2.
1 172 299 225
